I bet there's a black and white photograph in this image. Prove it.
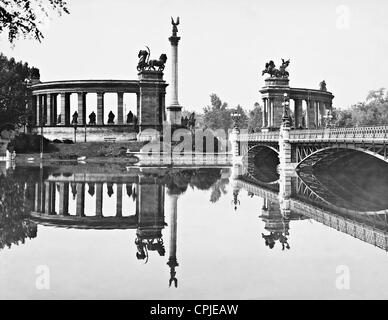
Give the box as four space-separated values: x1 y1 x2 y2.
0 0 388 307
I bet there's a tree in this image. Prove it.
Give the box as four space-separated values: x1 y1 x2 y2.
0 53 39 128
203 94 233 132
247 102 262 132
0 0 69 43
332 88 388 127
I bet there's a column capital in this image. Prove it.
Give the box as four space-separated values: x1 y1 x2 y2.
169 36 181 46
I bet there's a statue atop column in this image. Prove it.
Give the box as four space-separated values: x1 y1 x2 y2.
262 59 290 78
171 16 180 36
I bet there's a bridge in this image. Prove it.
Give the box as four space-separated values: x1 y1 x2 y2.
234 125 388 169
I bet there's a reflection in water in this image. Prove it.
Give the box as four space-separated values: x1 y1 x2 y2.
1 154 388 295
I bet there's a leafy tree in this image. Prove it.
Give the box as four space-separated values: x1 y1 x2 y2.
247 102 262 132
0 0 69 43
332 88 388 127
0 53 39 128
203 94 233 132
332 107 354 127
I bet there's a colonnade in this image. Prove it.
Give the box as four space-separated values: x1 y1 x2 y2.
261 97 332 129
33 92 137 126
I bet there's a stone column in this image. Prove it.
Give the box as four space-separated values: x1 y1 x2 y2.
77 92 86 125
269 98 274 127
58 182 69 215
52 94 58 125
318 101 325 127
97 92 104 125
60 93 66 125
46 94 52 126
262 99 267 128
306 99 315 128
116 183 123 217
36 95 42 126
76 183 85 217
167 26 182 125
294 99 303 128
117 92 124 125
43 94 47 126
95 182 103 217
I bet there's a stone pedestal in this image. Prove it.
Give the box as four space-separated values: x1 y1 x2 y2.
260 77 290 129
138 70 168 133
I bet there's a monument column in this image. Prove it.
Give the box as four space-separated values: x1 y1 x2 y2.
117 92 124 124
167 17 182 125
97 92 105 125
59 93 66 125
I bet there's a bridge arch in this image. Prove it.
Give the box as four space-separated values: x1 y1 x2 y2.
296 145 388 169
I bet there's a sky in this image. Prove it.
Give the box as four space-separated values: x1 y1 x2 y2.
1 0 388 113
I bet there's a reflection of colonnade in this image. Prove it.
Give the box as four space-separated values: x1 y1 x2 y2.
28 171 168 236
33 180 136 219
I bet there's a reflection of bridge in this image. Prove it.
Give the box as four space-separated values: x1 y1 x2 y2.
235 126 388 170
233 165 388 252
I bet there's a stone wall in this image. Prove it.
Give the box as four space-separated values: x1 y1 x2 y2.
33 126 137 142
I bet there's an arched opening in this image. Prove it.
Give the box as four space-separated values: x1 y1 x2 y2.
298 148 388 212
248 146 280 183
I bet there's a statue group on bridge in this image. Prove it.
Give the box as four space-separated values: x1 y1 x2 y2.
262 59 290 78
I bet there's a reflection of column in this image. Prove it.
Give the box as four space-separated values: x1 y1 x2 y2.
95 183 103 217
116 183 123 217
167 193 179 288
58 182 69 215
97 92 104 125
50 182 56 215
76 183 85 217
35 182 42 212
44 181 51 214
117 92 124 125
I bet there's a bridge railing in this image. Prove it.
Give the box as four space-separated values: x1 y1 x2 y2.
289 126 388 142
238 131 280 142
